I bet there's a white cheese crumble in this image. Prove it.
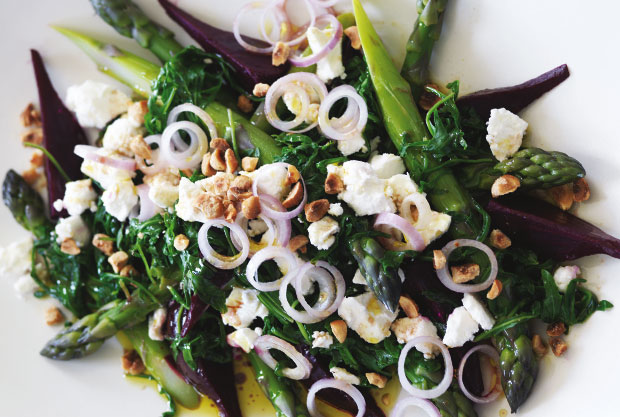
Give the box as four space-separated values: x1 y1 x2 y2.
306 26 346 83
0 238 32 278
338 291 398 344
66 80 131 129
248 219 269 237
61 179 97 216
462 293 495 331
391 317 440 358
553 265 581 293
337 136 367 156
148 307 167 341
443 306 479 348
144 168 180 209
486 108 528 161
81 148 136 190
101 179 139 221
308 216 340 250
384 174 419 209
330 367 360 385
227 328 261 353
370 153 406 179
55 215 91 247
327 203 343 217
311 331 334 349
102 117 145 156
221 287 269 329
352 269 366 285
254 164 292 201
413 208 452 247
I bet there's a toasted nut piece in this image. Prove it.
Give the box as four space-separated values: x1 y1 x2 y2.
418 84 441 111
451 263 480 284
60 238 81 255
381 394 391 407
288 235 309 253
21 127 43 145
129 135 152 160
119 265 138 278
365 372 387 389
237 95 254 113
241 156 259 172
549 337 568 357
20 103 41 127
30 150 44 167
546 322 566 337
532 334 548 357
92 233 114 256
242 196 261 220
210 148 227 171
181 168 194 177
201 152 216 177
287 165 301 185
486 279 503 300
305 199 330 222
490 229 511 249
225 149 238 174
573 178 590 202
210 137 231 151
491 174 520 198
45 306 64 326
224 200 238 223
127 100 148 126
228 190 254 202
174 234 190 251
549 183 574 211
433 250 446 270
196 194 224 219
282 182 304 210
272 41 290 66
330 320 347 343
324 173 344 194
344 26 361 50
122 350 146 375
228 175 253 200
399 295 420 318
21 167 42 186
253 83 270 98
108 251 129 274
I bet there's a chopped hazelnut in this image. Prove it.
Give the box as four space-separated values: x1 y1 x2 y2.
129 135 152 160
174 234 190 251
433 250 446 270
228 175 253 201
241 156 259 172
223 202 237 223
549 337 568 357
287 165 301 185
30 150 44 167
549 183 574 211
242 196 261 220
344 26 361 50
304 199 330 222
272 41 290 66
490 229 512 249
546 322 566 337
127 100 148 126
210 148 227 171
20 103 41 127
119 265 138 278
324 173 344 194
60 238 81 256
486 279 503 300
330 319 347 343
237 95 253 113
45 306 64 326
92 233 114 256
288 235 309 253
418 84 441 111
365 372 387 389
210 138 231 151
282 182 304 209
108 251 129 274
451 263 480 284
491 174 520 198
573 178 590 202
20 127 43 145
225 148 239 174
253 83 270 98
532 334 548 357
121 350 145 375
201 152 216 177
399 295 420 318
196 194 224 219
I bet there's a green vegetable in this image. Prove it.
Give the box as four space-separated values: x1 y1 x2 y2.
90 0 183 63
124 323 201 409
2 170 49 238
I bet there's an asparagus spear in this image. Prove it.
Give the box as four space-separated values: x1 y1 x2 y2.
401 0 449 99
2 170 50 238
90 0 182 63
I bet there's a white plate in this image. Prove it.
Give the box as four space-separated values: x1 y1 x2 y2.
1 0 619 416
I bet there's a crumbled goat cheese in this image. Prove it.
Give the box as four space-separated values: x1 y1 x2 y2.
148 307 167 341
338 291 398 344
176 173 235 223
81 148 136 190
486 108 528 161
327 203 343 217
443 306 479 348
62 179 97 216
102 117 145 156
254 164 292 201
462 293 495 330
337 136 367 156
306 26 346 83
391 317 440 358
312 331 334 349
370 153 406 179
384 174 419 209
553 265 581 293
248 219 269 237
144 168 180 209
283 84 321 125
413 208 452 246
0 238 32 278
352 269 367 285
66 80 131 129
308 216 340 250
102 179 139 221
55 215 91 247
227 328 261 353
330 367 360 385
221 287 269 329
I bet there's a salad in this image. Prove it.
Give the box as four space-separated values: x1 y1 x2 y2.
2 0 618 416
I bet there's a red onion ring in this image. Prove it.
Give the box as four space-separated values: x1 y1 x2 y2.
198 219 250 270
390 396 441 417
255 194 292 247
136 184 161 222
160 121 209 169
289 14 343 67
233 213 285 256
318 85 368 141
246 246 299 292
398 336 452 399
74 145 137 171
400 192 432 226
135 135 167 175
295 261 344 317
307 378 366 417
436 239 498 293
265 0 316 48
374 213 426 252
252 163 307 220
458 344 502 404
233 1 277 54
254 335 312 380
167 103 218 151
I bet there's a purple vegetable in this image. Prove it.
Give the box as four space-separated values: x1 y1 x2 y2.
487 195 620 261
158 0 289 91
298 345 386 417
457 64 570 119
163 294 209 339
30 49 88 218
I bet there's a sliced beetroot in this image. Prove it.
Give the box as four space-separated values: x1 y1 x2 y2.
176 354 242 417
457 64 570 119
31 49 88 218
298 345 386 417
163 295 209 339
486 195 620 261
158 0 288 91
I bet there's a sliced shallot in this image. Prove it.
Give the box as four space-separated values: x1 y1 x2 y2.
252 163 307 220
307 378 366 417
458 344 502 404
390 396 441 417
253 335 312 380
136 184 161 222
198 219 250 270
167 103 218 150
374 212 426 252
160 121 209 169
255 194 292 247
318 84 368 141
436 239 498 293
288 14 343 67
401 192 432 227
398 336 452 399
136 135 166 175
74 144 137 171
246 246 299 292
233 213 278 255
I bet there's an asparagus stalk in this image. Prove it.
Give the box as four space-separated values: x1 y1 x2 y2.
401 0 449 99
2 170 50 238
90 0 182 63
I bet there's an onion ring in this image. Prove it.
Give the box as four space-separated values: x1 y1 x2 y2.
233 213 280 255
307 378 366 417
252 163 307 220
246 246 299 291
254 335 312 380
135 135 167 175
374 212 426 252
398 336 452 399
74 145 137 171
458 344 502 404
198 220 250 270
318 85 368 140
390 396 441 417
136 184 161 222
288 14 343 67
160 121 209 169
400 192 432 227
436 239 498 293
255 194 292 247
167 103 218 151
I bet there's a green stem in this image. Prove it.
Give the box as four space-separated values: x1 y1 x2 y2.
23 142 71 182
